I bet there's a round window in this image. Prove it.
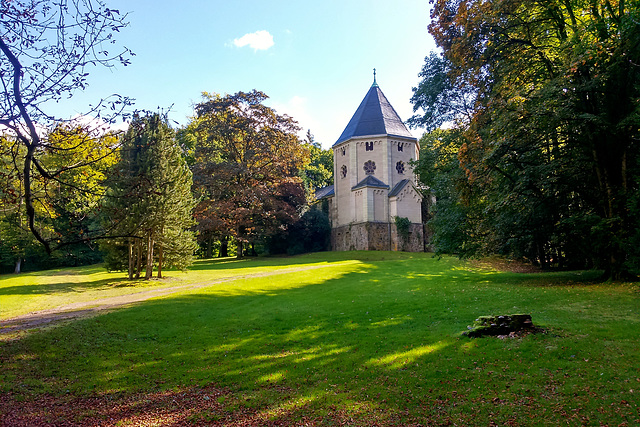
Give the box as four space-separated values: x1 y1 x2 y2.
364 160 376 175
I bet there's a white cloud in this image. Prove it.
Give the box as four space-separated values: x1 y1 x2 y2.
233 30 274 51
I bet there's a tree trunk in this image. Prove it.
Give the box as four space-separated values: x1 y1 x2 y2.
128 239 134 280
13 258 22 274
0 37 50 254
537 240 548 270
135 238 142 279
145 232 154 280
219 236 228 257
236 239 244 259
157 243 163 279
592 142 634 280
205 237 213 259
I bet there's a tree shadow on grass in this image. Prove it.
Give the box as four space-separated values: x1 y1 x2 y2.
187 250 422 271
0 251 401 298
0 277 167 297
0 261 462 423
482 269 604 288
2 255 633 425
0 264 105 282
0 382 410 426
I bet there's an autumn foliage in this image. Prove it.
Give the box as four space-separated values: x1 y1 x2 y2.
189 91 310 257
413 0 640 278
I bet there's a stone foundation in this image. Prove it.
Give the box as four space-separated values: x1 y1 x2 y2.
331 222 424 252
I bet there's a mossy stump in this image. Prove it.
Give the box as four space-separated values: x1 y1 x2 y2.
463 314 535 338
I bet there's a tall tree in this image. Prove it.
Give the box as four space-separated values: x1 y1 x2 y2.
413 129 489 257
44 126 119 264
190 90 309 258
0 128 117 272
0 0 132 253
101 113 197 279
299 130 333 197
413 0 640 278
0 134 30 272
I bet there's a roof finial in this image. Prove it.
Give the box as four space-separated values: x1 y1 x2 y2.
372 68 378 87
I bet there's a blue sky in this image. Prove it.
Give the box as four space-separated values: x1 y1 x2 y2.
57 0 437 148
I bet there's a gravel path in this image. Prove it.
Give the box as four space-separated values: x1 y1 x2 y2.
1 264 333 335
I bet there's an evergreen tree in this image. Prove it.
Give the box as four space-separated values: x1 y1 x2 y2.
101 113 197 279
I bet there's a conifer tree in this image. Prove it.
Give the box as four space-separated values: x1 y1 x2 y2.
101 113 197 278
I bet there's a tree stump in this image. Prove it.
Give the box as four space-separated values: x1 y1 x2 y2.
463 314 536 338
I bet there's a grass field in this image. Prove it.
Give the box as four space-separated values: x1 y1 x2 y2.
1 251 639 426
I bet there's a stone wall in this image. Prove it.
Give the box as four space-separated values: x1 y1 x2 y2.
332 135 419 228
332 222 425 252
390 223 424 252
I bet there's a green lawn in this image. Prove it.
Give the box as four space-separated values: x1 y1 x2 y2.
1 251 639 425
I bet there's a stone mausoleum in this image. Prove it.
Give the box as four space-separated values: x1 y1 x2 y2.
316 73 424 251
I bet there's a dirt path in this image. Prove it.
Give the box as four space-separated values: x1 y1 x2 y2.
1 264 334 335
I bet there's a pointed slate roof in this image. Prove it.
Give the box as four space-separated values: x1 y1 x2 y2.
351 175 390 191
334 80 414 146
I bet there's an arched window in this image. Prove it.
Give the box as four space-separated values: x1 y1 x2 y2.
363 160 376 175
398 143 403 152
365 141 374 151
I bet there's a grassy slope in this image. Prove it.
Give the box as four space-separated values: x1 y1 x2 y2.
1 251 639 425
0 255 355 320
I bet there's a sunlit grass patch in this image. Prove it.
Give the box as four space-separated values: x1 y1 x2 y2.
1 251 639 425
366 341 450 370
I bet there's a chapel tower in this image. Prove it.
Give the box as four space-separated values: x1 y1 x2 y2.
319 72 424 251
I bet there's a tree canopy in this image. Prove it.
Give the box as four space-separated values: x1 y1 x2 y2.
0 0 132 253
412 0 640 278
1 2 331 271
189 90 309 257
299 130 333 197
101 113 197 279
0 126 118 272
